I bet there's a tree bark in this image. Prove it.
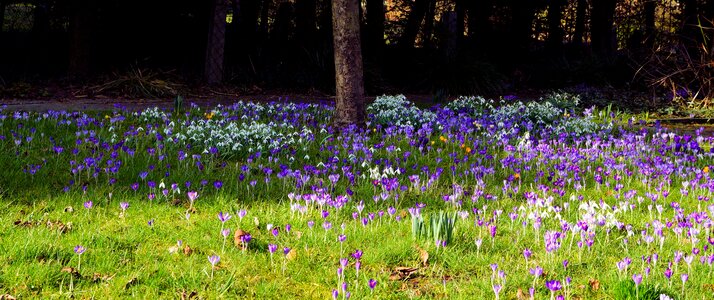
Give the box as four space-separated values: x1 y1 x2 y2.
422 0 436 48
572 0 586 45
681 0 701 46
205 0 228 84
0 0 5 32
454 0 465 43
68 0 93 77
332 0 366 128
591 0 617 57
295 0 317 43
259 0 272 38
238 0 260 41
366 0 385 50
399 0 429 48
643 0 655 48
547 0 564 51
511 1 536 54
468 0 492 46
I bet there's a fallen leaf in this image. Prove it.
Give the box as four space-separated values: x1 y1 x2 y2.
183 245 193 256
0 294 17 300
516 288 527 300
60 266 80 278
168 246 179 254
390 267 419 281
92 273 114 283
417 247 429 266
286 248 297 260
588 278 600 291
233 229 249 249
179 290 198 300
125 277 139 289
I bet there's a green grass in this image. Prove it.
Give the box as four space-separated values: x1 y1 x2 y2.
0 103 712 299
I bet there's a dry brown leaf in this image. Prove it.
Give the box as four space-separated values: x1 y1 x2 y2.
183 245 193 256
233 229 248 248
179 290 198 300
125 277 139 289
516 288 528 300
0 294 17 300
390 267 419 281
417 247 429 266
60 266 80 278
286 248 297 260
588 278 600 291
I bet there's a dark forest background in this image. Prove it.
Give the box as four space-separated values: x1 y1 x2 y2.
1 0 713 102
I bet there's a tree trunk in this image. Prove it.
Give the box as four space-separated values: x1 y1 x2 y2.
238 0 260 41
572 0 586 45
33 0 51 34
366 0 385 50
259 0 272 38
511 1 536 54
295 0 317 43
682 0 701 46
591 0 617 57
0 0 5 32
454 0 465 43
68 0 93 77
547 0 564 51
332 0 366 128
423 0 436 48
205 0 228 84
468 0 492 46
399 0 429 48
643 0 655 48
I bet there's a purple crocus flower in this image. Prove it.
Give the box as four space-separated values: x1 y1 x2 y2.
546 280 562 292
268 244 277 254
368 278 377 290
84 201 93 209
208 255 220 266
74 245 86 255
632 273 643 286
218 212 231 223
187 191 198 202
120 202 129 210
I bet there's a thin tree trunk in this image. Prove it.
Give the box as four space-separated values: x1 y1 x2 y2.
682 0 701 46
547 0 564 51
423 0 436 48
295 0 317 43
33 0 50 34
511 1 536 54
399 0 429 48
468 0 492 46
643 0 655 48
238 0 260 41
0 1 5 32
68 0 93 77
366 0 385 50
332 0 366 127
454 0 465 43
205 0 228 84
573 0 586 45
259 0 272 38
591 0 617 57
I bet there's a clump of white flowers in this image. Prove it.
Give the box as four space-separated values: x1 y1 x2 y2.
367 95 436 127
